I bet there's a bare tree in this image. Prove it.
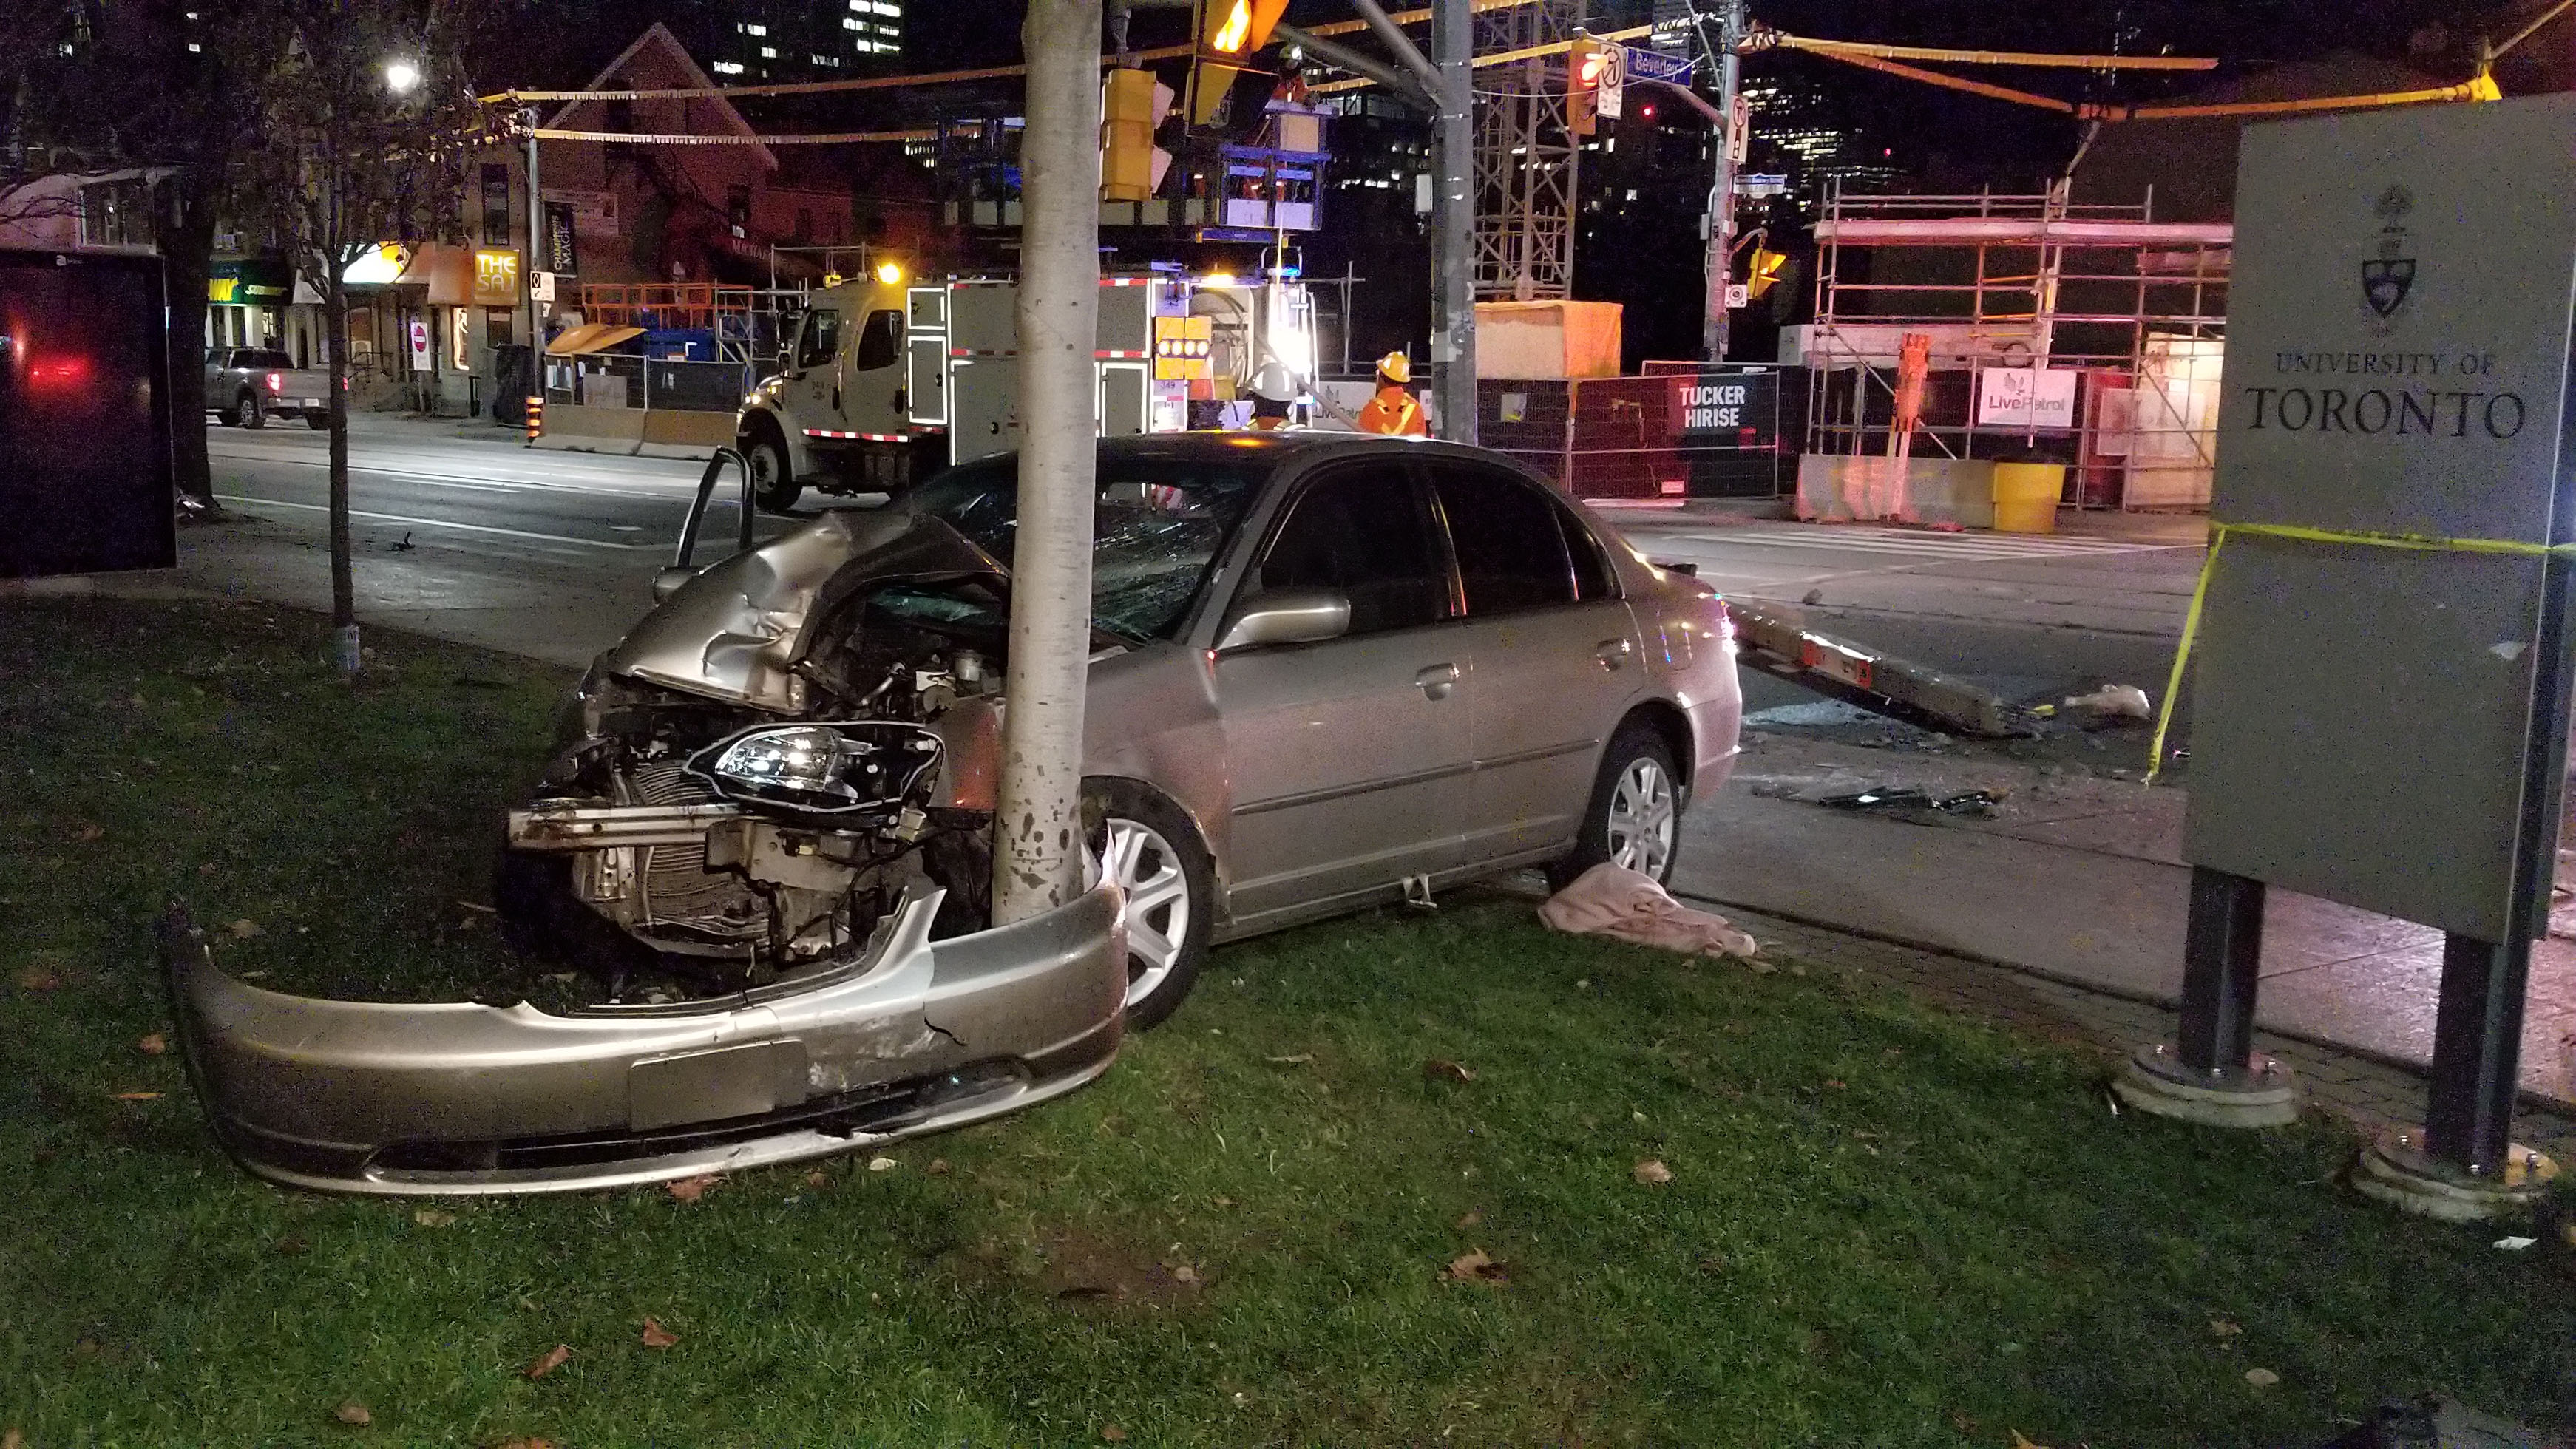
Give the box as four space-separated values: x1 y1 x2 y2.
228 0 484 671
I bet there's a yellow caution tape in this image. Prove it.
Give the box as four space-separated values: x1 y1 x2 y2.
2143 521 2575 786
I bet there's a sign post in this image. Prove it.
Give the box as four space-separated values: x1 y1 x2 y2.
2115 97 2572 1219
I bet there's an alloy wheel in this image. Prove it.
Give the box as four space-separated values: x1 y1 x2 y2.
1604 757 1678 878
1102 815 1192 1011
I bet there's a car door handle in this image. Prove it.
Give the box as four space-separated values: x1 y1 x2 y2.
1595 638 1634 671
1416 662 1460 699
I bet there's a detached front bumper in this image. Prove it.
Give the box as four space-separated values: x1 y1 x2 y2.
160 883 1126 1197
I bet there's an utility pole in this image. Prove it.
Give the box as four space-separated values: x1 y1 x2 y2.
1701 0 1744 362
523 107 540 447
992 0 1103 923
1430 0 1477 442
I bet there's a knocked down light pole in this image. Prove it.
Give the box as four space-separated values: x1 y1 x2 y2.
993 0 1104 924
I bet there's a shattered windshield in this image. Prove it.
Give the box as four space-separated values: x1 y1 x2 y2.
909 455 1266 642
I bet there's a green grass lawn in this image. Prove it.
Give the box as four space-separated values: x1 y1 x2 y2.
2 597 2569 1448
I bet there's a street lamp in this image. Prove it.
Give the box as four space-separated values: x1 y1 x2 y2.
383 58 421 94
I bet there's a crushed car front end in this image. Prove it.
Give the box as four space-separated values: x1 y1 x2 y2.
161 880 1125 1196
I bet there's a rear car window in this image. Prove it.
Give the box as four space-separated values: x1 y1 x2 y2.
240 350 295 370
1428 466 1578 616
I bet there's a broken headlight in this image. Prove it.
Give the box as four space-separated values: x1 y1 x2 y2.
687 723 942 818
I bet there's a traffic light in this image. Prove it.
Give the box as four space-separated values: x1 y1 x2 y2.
1745 247 1789 299
1188 0 1288 126
1567 37 1608 136
1199 0 1287 58
1101 67 1174 202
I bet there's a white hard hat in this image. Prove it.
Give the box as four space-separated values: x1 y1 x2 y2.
1250 361 1298 402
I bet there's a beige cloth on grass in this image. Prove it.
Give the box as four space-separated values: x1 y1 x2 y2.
1538 862 1766 966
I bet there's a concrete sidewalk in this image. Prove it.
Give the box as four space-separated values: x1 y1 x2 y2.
1672 731 2576 1110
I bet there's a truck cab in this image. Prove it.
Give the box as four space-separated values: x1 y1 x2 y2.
734 273 925 512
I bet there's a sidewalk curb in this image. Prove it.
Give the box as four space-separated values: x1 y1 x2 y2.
1680 887 2576 1124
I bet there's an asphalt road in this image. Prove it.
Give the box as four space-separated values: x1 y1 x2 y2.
191 418 2206 714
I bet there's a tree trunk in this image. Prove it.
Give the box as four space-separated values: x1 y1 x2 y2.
325 268 359 668
159 169 219 508
991 0 1102 924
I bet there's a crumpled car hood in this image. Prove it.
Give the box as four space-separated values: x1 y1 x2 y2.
598 508 1009 713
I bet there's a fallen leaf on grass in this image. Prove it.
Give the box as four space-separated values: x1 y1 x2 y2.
926 1158 950 1175
523 1344 572 1380
665 1174 719 1204
274 1235 310 1257
2245 1368 2279 1388
804 1171 828 1189
490 1439 557 1449
1100 1425 1128 1442
2009 1433 2050 1449
227 918 263 940
640 1317 679 1349
413 1208 457 1227
333 1401 372 1426
1172 1265 1199 1285
2495 1235 2538 1251
2210 1318 2241 1339
17 966 61 992
136 1033 166 1056
1423 1058 1476 1083
867 1156 897 1172
1455 1209 1482 1229
1264 1053 1314 1065
112 1090 162 1102
1632 1158 1673 1185
1443 1249 1509 1286
4 1428 20 1449
72 823 104 844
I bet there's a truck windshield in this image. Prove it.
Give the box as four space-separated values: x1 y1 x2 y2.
910 455 1264 642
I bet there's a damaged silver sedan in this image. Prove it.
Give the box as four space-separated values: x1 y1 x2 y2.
165 432 1739 1196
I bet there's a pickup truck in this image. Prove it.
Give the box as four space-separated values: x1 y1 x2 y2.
206 347 329 430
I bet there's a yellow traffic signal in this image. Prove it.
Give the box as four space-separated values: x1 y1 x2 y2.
1746 247 1789 299
1199 0 1287 55
1101 67 1173 202
1567 37 1608 136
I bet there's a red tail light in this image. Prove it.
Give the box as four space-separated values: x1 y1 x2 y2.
265 371 284 393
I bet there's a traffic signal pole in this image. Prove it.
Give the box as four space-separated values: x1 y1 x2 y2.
1430 0 1477 442
1701 0 1745 362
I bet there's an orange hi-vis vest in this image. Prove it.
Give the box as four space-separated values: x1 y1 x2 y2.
1355 384 1427 437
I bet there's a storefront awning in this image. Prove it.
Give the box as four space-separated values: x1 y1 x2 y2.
546 323 645 356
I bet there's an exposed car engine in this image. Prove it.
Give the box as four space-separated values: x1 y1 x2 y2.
498 577 1019 998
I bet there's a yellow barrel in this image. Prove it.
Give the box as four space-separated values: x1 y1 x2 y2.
1990 462 2066 534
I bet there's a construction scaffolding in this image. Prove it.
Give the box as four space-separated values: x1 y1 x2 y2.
1790 183 2232 512
1472 0 1583 300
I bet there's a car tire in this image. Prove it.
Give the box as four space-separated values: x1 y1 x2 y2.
745 427 801 513
234 392 265 430
1548 719 1686 891
1089 779 1213 1032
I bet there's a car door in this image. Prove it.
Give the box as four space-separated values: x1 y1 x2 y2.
835 305 905 432
783 306 842 435
1423 460 1649 862
1212 459 1476 923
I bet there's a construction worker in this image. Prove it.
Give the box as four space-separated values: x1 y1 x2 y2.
1354 351 1427 437
1247 361 1298 430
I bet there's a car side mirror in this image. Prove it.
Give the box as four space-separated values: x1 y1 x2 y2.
651 565 700 603
1216 588 1352 652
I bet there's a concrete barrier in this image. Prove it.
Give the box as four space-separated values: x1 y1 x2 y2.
1796 454 1996 529
533 403 730 461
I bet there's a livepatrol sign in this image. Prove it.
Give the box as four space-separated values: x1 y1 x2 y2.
2186 95 2576 944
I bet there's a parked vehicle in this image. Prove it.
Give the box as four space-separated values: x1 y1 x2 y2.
206 346 329 430
160 432 1740 1197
